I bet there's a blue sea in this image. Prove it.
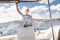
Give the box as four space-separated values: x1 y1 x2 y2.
0 19 60 36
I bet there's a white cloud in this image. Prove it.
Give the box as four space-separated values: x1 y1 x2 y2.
0 3 15 7
30 6 47 12
0 6 6 14
38 0 55 4
0 5 22 23
57 4 60 11
29 5 50 19
45 12 50 15
51 4 60 11
31 11 60 19
32 13 40 19
50 5 57 10
32 13 50 19
52 12 60 19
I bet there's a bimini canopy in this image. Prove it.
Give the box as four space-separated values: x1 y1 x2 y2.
0 0 42 3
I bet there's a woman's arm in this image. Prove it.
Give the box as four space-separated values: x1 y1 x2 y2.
16 2 25 18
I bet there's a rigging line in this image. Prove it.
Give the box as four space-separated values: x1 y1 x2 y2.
48 0 55 40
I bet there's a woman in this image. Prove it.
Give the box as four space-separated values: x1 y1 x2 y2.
16 2 36 40
16 2 32 27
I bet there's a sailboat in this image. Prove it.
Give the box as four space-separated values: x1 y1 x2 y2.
0 0 60 40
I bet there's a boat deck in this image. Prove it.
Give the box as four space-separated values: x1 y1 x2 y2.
0 34 52 40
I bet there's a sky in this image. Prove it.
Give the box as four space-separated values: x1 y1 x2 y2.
0 0 60 23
